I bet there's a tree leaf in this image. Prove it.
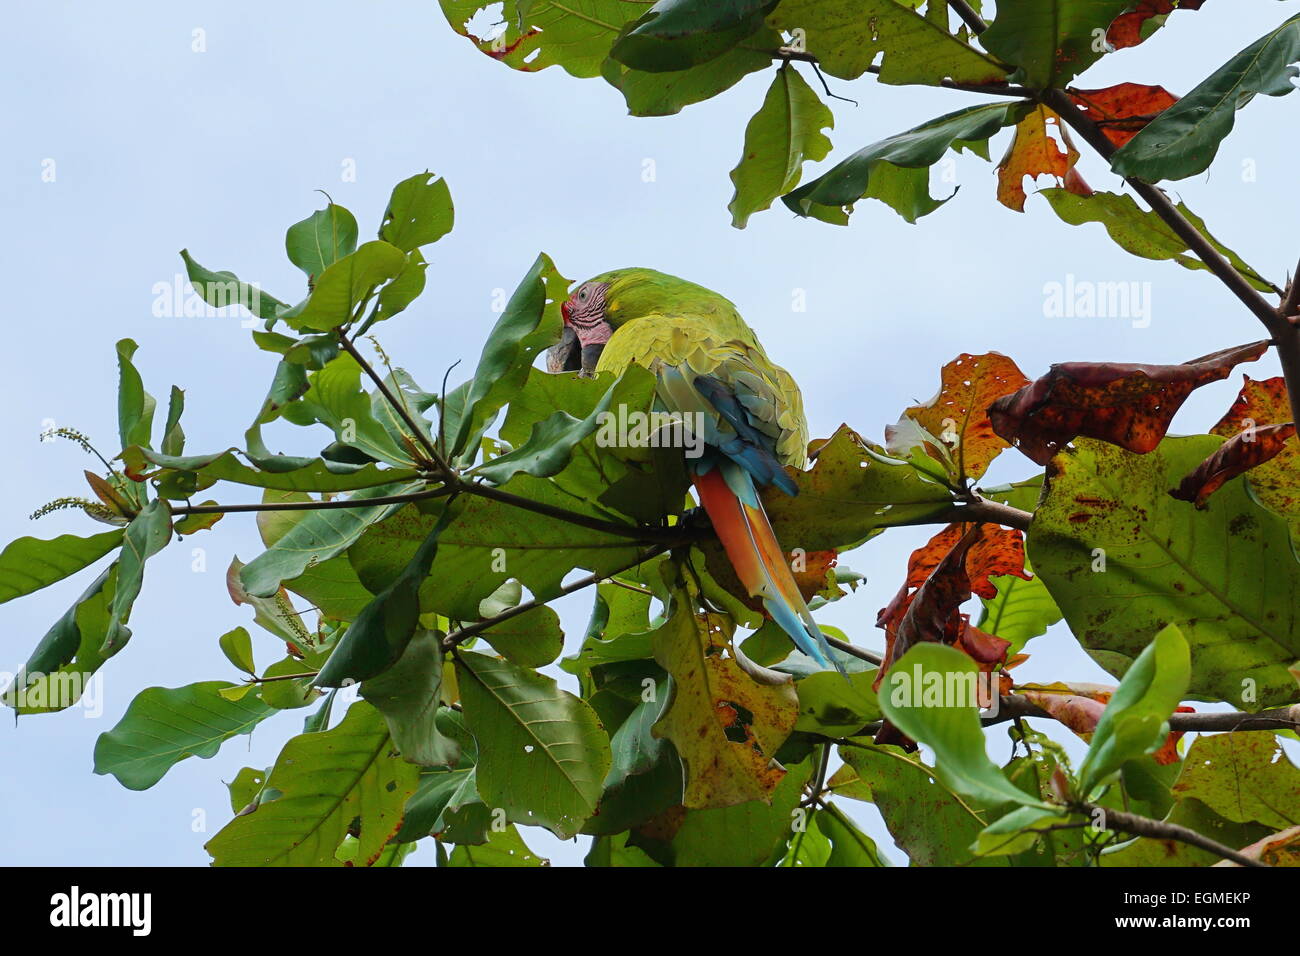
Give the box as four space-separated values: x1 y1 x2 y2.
877 643 1046 808
180 249 288 323
1069 82 1179 147
359 631 461 767
611 0 776 73
768 0 1008 84
976 554 1062 654
439 0 643 78
783 102 1021 224
121 445 418 493
93 681 276 790
205 700 418 866
888 352 1030 482
278 240 407 333
728 63 833 229
452 253 570 460
1171 732 1300 831
218 626 256 675
1077 624 1190 796
478 606 566 668
1111 14 1300 181
115 339 156 451
760 425 954 553
0 529 123 605
1029 436 1300 709
455 650 611 839
285 203 359 278
1107 1 1207 50
1171 423 1296 508
447 824 549 866
1039 189 1275 292
380 172 454 252
981 0 1134 88
238 480 425 599
314 506 457 686
989 340 1268 465
650 570 798 809
103 499 172 655
1210 375 1300 533
996 104 1086 212
601 34 776 116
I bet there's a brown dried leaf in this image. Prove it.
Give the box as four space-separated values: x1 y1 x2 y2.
1171 423 1296 508
988 340 1269 465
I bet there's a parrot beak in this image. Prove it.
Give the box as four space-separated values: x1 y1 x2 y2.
579 343 604 378
547 323 582 373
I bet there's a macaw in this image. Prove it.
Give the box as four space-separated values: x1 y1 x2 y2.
548 268 842 673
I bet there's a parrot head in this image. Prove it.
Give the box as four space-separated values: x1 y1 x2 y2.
549 268 738 376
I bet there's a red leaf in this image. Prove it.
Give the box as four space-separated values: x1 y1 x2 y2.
1107 1 1207 50
1170 423 1296 508
1069 83 1180 147
988 340 1269 465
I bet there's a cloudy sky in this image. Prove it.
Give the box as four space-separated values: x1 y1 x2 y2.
3 1 1297 866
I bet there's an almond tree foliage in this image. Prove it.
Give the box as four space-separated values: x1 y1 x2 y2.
3 5 1300 870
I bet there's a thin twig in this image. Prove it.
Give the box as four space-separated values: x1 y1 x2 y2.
823 633 883 666
1081 802 1268 867
171 486 453 516
338 331 451 474
947 0 987 34
442 544 674 649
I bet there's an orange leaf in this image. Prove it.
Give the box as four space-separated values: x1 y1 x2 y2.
887 352 1031 481
1107 1 1207 50
1209 375 1300 520
996 105 1089 212
1069 83 1180 147
1170 423 1296 508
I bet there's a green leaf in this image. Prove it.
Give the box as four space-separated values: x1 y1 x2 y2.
218 626 256 675
976 804 1075 857
728 63 833 229
205 700 418 866
471 374 622 485
783 102 1020 224
1100 796 1271 867
180 249 288 323
122 444 419 493
278 240 407 333
447 824 549 866
877 643 1047 808
104 500 172 655
93 681 276 790
769 0 1008 84
349 476 646 621
0 530 123 605
161 386 185 457
373 249 428 324
451 252 570 460
4 565 117 714
976 554 1061 654
238 480 425 599
981 0 1133 88
839 743 1001 865
1040 189 1275 292
115 339 156 450
1077 625 1190 797
601 34 776 116
359 631 461 766
1029 436 1300 709
611 0 775 72
455 650 612 839
1169 729 1300 831
813 804 891 867
380 172 454 252
1111 15 1300 182
761 425 955 552
285 203 359 278
314 507 457 686
794 669 880 736
478 606 566 668
440 0 643 78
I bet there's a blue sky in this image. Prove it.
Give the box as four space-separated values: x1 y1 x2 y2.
2 1 1297 866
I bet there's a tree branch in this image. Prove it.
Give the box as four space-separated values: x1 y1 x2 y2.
947 0 987 34
771 49 1035 99
824 633 883 666
442 544 673 649
338 331 452 475
171 485 454 516
1081 802 1269 867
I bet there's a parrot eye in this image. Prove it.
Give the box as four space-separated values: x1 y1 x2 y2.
578 288 588 302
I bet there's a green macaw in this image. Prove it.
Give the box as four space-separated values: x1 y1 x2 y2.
549 268 841 672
